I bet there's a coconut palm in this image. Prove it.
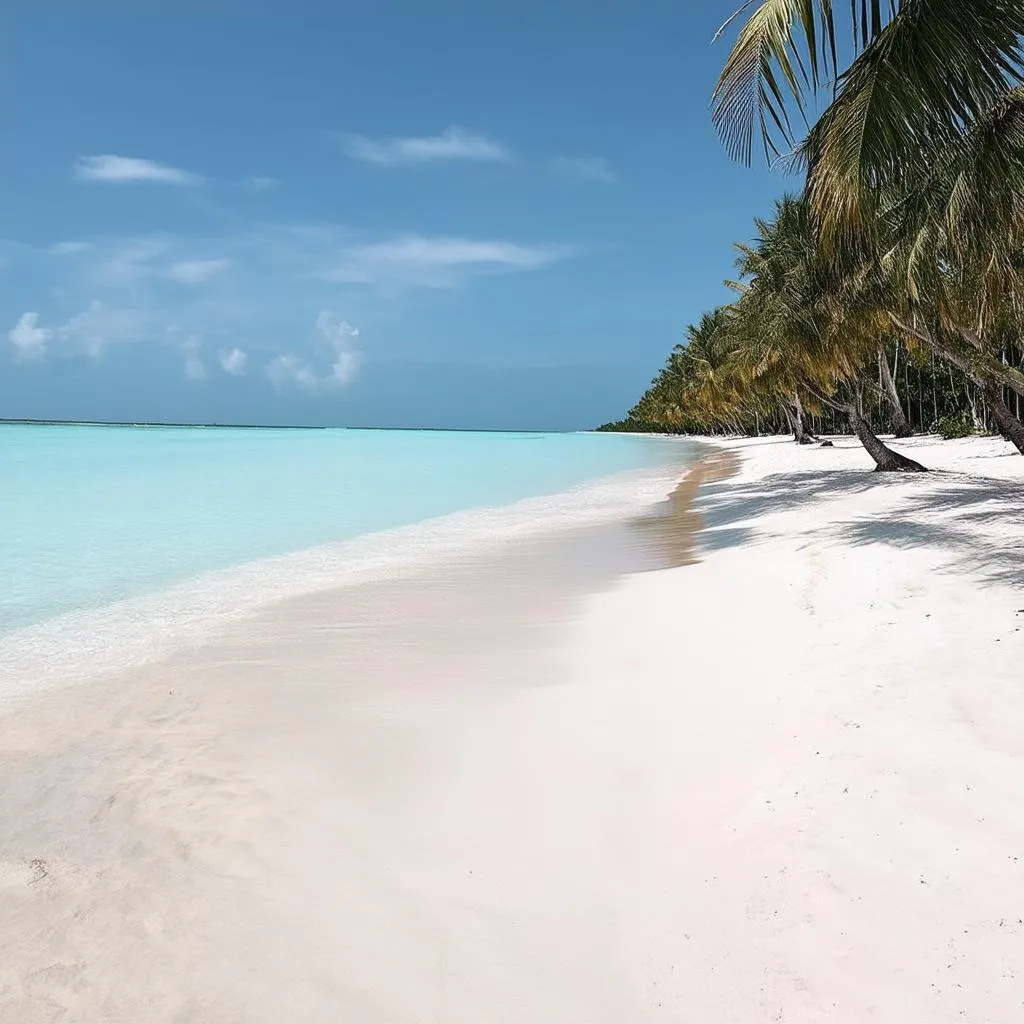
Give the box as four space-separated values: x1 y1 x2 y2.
714 3 1024 452
628 310 748 433
714 2 1024 298
627 197 926 465
877 343 914 437
713 1 1024 185
727 195 929 469
610 3 1024 452
848 90 1024 452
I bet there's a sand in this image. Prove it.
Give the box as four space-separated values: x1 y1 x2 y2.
1 433 1022 1022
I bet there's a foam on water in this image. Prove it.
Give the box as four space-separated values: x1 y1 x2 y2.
1 426 692 696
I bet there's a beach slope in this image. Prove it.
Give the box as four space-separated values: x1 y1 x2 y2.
1 434 1022 1022
556 434 1024 1020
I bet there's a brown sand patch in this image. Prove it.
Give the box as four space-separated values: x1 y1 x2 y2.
628 446 740 568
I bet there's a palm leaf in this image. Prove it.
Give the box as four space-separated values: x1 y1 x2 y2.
804 0 1024 247
712 0 903 164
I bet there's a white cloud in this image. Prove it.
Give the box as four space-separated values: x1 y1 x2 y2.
324 234 569 288
76 241 227 289
316 310 362 385
8 303 145 361
8 312 51 360
266 311 362 393
39 226 569 301
315 311 359 346
182 335 207 381
10 222 571 381
89 237 169 288
265 354 320 392
51 240 93 255
243 175 278 192
74 155 201 185
219 347 248 375
328 349 361 386
342 127 509 167
169 258 230 284
59 301 147 357
554 156 617 183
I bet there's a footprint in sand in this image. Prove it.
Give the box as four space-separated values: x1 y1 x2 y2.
0 858 49 889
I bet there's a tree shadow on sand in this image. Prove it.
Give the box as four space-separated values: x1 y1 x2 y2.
840 480 1024 592
640 453 1023 592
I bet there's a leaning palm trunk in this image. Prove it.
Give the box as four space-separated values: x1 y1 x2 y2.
846 407 928 472
809 381 928 471
891 316 1024 450
779 401 801 442
781 393 814 444
791 392 817 443
895 316 1024 401
878 346 913 437
983 382 1024 455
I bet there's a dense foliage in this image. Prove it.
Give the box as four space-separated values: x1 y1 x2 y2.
603 333 1024 441
605 2 1024 470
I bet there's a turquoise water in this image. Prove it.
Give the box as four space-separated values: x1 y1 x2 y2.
1 424 688 635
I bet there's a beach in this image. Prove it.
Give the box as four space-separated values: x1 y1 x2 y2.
2 433 1023 1022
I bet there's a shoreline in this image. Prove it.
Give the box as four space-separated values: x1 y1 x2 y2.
2 434 1022 1021
0 500 704 1023
0 455 692 703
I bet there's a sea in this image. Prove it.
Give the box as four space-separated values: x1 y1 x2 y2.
0 424 692 693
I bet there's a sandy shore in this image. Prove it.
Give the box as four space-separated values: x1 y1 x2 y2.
2 434 1023 1022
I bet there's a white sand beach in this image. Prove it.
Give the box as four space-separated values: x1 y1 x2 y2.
2 434 1023 1022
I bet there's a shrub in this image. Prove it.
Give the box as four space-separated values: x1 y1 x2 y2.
934 412 975 439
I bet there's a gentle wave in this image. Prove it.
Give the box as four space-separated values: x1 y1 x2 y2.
0 463 683 699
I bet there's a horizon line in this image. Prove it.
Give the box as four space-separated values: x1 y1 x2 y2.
0 417 593 434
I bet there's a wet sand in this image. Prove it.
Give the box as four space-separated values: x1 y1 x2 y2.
0 465 711 1024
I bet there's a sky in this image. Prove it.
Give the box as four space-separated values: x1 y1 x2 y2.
2 2 790 430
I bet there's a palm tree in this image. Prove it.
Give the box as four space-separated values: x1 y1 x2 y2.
714 2 1024 453
713 2 1024 193
877 343 914 437
727 195 928 469
613 3 1024 451
626 311 748 434
881 85 1024 453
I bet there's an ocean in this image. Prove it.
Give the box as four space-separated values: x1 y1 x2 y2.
1 424 690 693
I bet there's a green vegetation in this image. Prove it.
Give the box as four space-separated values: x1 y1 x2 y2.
607 2 1024 469
935 412 977 440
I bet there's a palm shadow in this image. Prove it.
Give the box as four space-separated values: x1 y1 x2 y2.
640 446 1022 591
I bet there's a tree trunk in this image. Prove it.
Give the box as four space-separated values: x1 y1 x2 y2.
780 401 803 444
921 323 1024 398
967 384 982 429
983 382 1024 455
878 346 913 437
791 392 817 443
847 407 928 472
890 319 1024 450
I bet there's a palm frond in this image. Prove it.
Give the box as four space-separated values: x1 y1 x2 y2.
805 0 1024 247
712 0 828 164
712 0 908 164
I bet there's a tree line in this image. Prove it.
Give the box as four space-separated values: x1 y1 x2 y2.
602 2 1024 472
602 322 1024 444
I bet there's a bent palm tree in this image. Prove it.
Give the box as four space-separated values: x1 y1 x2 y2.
715 2 1024 258
730 196 928 470
715 3 1024 453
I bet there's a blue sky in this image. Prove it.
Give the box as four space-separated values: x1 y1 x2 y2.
3 2 789 430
